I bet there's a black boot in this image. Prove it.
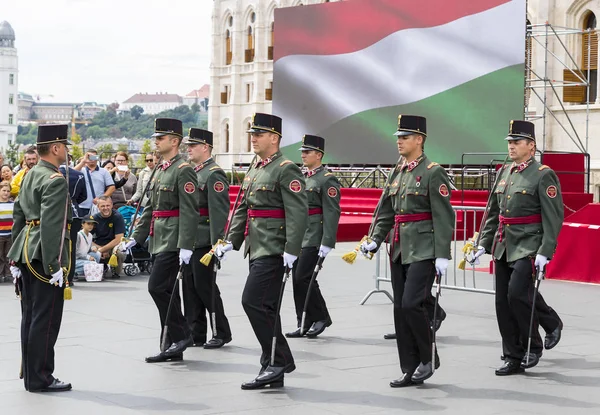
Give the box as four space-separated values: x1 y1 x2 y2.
241 366 286 390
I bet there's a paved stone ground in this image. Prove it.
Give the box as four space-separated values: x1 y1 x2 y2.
1 242 599 415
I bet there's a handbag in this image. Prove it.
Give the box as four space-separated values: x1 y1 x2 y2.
85 167 100 216
83 262 104 282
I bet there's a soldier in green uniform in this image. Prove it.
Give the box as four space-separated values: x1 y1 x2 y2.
121 118 199 363
183 128 232 349
9 124 73 392
473 120 564 375
216 113 308 389
361 115 454 387
285 134 340 338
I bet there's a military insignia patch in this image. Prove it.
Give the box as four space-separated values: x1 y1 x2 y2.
327 187 338 198
439 184 449 197
546 185 557 198
108 223 113 228
184 182 195 194
289 179 302 193
214 181 225 192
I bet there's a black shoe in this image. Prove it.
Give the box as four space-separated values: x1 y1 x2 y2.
306 318 332 338
34 379 72 392
73 275 80 282
495 360 525 376
111 272 120 279
241 366 286 390
390 372 422 388
285 327 305 338
521 352 541 369
203 337 232 349
384 333 397 340
145 351 183 363
164 336 193 356
411 362 434 383
545 322 562 350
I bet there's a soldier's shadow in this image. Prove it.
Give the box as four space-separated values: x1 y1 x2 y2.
269 386 446 412
422 383 598 409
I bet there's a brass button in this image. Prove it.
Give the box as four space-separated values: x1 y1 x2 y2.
415 192 419 195
262 186 266 190
280 226 283 229
522 190 526 194
250 192 254 195
507 195 511 199
400 209 404 213
402 223 406 227
511 182 514 185
506 224 510 227
252 218 255 221
506 209 510 213
401 195 405 199
253 178 257 182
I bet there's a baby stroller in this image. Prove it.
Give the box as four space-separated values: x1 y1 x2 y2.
117 205 153 276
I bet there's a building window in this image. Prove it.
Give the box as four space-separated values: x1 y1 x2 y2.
564 12 598 103
9 74 14 85
224 123 230 153
268 22 274 60
225 30 232 65
247 122 252 152
8 114 13 124
265 81 273 101
245 26 255 62
246 83 253 103
9 94 14 105
221 85 230 104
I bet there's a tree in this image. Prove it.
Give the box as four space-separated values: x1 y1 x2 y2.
70 132 84 162
97 143 114 160
137 139 153 168
117 143 128 153
107 102 119 114
191 103 200 114
5 141 20 167
131 105 144 120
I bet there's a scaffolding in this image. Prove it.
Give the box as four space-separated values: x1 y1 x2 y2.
525 22 592 191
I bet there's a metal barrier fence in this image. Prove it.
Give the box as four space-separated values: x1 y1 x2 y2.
360 205 495 305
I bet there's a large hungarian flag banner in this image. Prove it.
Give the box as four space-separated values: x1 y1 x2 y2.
273 0 526 164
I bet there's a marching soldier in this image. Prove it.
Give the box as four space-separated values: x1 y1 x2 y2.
183 128 232 348
9 124 73 392
122 118 199 363
216 113 308 389
473 120 563 375
361 115 454 387
285 135 340 338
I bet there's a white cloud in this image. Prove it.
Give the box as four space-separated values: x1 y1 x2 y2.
3 0 212 104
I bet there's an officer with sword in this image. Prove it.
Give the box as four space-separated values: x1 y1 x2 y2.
472 120 564 375
214 113 308 389
360 115 455 387
285 134 340 339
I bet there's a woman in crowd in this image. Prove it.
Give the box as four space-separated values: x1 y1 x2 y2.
110 151 137 209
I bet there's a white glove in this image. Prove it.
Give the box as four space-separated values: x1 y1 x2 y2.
11 266 21 284
360 239 377 257
283 252 298 268
49 269 64 287
468 246 486 265
215 241 233 261
120 239 136 252
179 248 193 265
318 245 332 258
535 254 548 271
435 258 449 276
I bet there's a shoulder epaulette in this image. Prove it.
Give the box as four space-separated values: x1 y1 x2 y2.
49 173 64 179
280 160 292 166
210 166 220 170
178 162 190 168
539 165 550 171
427 162 439 169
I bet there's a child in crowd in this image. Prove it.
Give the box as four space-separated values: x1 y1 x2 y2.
75 216 102 279
0 182 13 282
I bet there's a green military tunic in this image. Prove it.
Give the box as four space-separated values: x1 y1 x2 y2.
132 154 199 253
302 166 341 248
371 154 454 264
193 157 229 248
479 157 564 262
9 160 72 275
229 151 308 260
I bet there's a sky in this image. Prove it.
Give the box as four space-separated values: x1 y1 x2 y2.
2 0 212 104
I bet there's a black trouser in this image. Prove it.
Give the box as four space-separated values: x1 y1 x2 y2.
536 292 561 334
182 247 231 343
495 255 543 362
148 252 190 347
0 235 12 277
18 260 65 391
242 255 294 369
67 218 82 284
291 246 330 329
390 258 437 374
